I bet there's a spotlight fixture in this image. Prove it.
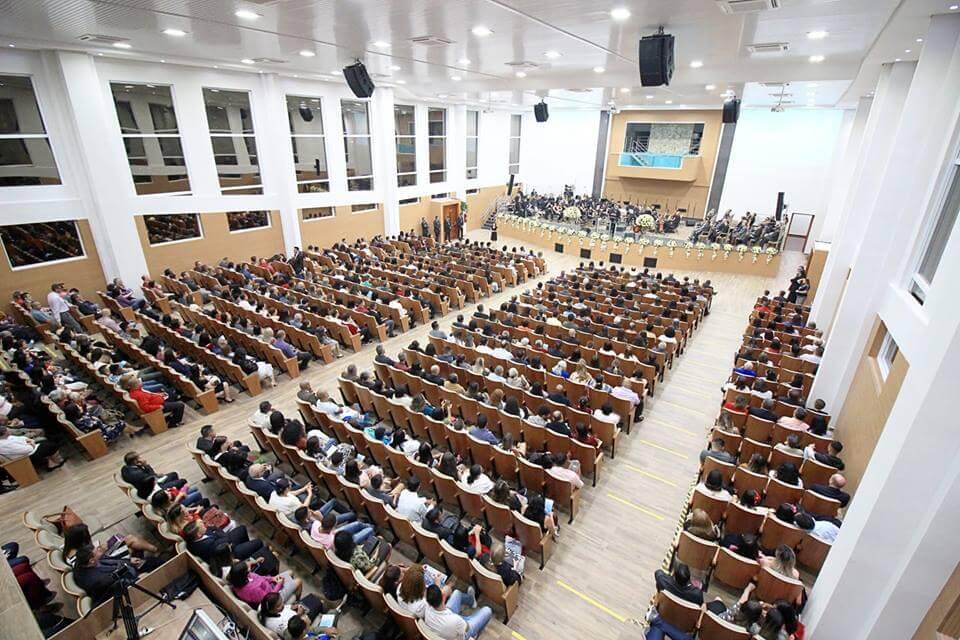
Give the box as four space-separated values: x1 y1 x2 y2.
665 100 673 104
515 71 527 78
807 30 829 40
471 25 492 37
458 58 472 65
645 94 654 99
916 38 924 42
690 60 703 68
593 66 605 73
610 7 631 20
390 65 401 71
544 50 561 59
396 79 406 84
451 75 462 81
235 9 260 20
372 41 390 48
113 42 132 49
620 88 630 93
163 28 186 37
299 50 315 57
705 84 716 90
809 55 825 63
241 58 255 64
904 49 911 53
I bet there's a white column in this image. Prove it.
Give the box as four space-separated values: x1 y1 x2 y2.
370 88 399 236
813 99 871 245
805 18 960 636
259 73 302 254
448 104 468 203
809 61 915 357
49 51 149 288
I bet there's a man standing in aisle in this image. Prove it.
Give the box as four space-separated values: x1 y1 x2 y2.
433 216 441 241
47 283 83 333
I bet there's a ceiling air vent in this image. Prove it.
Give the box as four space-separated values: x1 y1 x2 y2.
761 81 789 88
716 0 781 14
505 61 540 70
77 34 130 45
748 42 789 54
409 35 454 47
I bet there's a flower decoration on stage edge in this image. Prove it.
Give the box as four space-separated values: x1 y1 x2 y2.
578 230 588 238
653 239 664 247
623 237 635 244
562 206 582 221
636 213 656 232
638 237 651 246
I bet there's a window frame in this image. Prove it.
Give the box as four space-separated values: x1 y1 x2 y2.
466 109 479 180
907 146 960 305
351 203 379 214
301 207 335 222
341 99 374 191
202 87 262 195
876 331 899 381
394 104 417 187
428 107 447 184
226 210 272 234
142 213 204 247
0 73 63 188
0 220 86 271
286 95 329 194
508 113 522 176
399 197 420 206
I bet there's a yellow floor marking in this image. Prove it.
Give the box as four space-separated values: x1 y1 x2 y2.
607 492 667 521
556 579 629 623
655 398 715 417
640 439 690 460
511 632 528 640
623 463 679 487
645 417 699 437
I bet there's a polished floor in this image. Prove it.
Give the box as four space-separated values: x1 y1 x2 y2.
0 232 805 640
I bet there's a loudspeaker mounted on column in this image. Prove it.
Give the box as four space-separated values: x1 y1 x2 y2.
534 101 549 122
637 28 675 87
343 61 375 98
723 98 741 124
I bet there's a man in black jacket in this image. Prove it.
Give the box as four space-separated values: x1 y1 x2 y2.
810 473 851 508
182 520 278 575
653 563 704 605
748 398 778 422
121 451 186 499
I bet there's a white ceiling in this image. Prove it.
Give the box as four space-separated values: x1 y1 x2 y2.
0 0 956 110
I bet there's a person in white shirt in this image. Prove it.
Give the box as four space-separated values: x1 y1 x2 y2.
592 403 621 426
611 379 643 422
799 347 824 365
47 284 82 332
459 465 494 494
97 309 123 334
795 512 840 544
0 425 63 469
268 479 313 518
250 401 273 429
423 584 492 640
486 366 505 384
395 477 434 524
490 343 513 361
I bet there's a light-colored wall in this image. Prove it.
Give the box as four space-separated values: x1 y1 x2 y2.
0 219 107 305
719 108 850 220
604 109 723 218
913 562 960 640
298 204 385 249
466 185 508 231
520 110 601 196
135 211 284 277
398 198 431 236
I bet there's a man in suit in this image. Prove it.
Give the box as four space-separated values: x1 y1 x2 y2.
810 473 851 508
121 451 186 500
653 563 703 606
373 345 395 366
196 424 217 453
748 398 778 422
548 385 570 406
182 520 278 575
72 544 131 605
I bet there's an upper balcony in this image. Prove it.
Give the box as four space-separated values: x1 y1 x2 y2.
607 152 703 182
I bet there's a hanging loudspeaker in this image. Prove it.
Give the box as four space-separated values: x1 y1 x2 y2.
343 61 375 98
723 98 741 124
534 101 549 122
637 30 675 87
298 106 314 122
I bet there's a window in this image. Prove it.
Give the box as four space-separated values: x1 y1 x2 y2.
466 110 479 180
351 203 377 213
286 95 328 193
302 207 334 221
876 331 899 381
0 75 61 187
143 213 202 245
110 84 189 195
202 88 261 195
466 188 480 195
508 114 521 175
395 104 417 187
0 221 83 268
689 123 706 155
399 197 420 206
909 150 960 304
341 100 373 191
428 108 446 183
431 192 449 200
226 211 270 232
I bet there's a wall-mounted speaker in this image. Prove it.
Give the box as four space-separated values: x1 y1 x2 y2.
507 174 516 196
298 106 314 122
343 62 375 98
534 101 549 123
723 98 741 124
638 31 675 87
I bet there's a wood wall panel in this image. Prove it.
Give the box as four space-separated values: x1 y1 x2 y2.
399 198 431 236
135 211 285 278
833 319 909 494
298 204 385 248
0 220 108 306
467 185 507 231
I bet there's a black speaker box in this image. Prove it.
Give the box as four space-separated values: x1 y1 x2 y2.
507 174 516 196
343 62 375 98
723 98 741 124
298 106 314 122
638 33 675 87
534 102 549 122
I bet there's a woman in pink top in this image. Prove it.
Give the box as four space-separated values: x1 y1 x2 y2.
228 561 302 607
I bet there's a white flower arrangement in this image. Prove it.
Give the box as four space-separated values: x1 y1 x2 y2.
710 242 722 251
562 206 582 221
624 237 635 244
653 239 664 247
751 246 762 254
723 244 734 252
684 241 695 249
695 242 707 250
578 230 588 238
737 245 749 253
601 233 610 242
764 247 779 255
636 213 656 231
667 240 679 248
638 237 652 246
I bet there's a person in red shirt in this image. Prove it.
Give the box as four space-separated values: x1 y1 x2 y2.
124 377 185 427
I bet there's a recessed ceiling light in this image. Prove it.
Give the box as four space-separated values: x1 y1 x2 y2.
472 25 492 37
438 93 448 98
515 71 527 78
705 84 716 91
905 49 911 53
373 41 390 48
396 79 406 84
451 75 462 81
299 50 315 57
809 55 825 63
916 38 924 42
665 100 673 104
241 58 255 64
235 9 260 20
113 42 132 49
163 28 186 37
645 94 654 99
610 7 631 20
807 30 829 40
895 58 902 62
160 59 166 63
97 52 103 56
458 58 471 65
8 44 14 48
331 69 341 75
390 65 401 71
210 88 219 92
544 50 561 59
951 4 959 10
690 60 703 68
593 66 605 73
679 104 688 108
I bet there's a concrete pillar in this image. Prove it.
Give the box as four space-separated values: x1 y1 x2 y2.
370 88 399 236
259 74 302 255
810 62 915 340
805 16 960 636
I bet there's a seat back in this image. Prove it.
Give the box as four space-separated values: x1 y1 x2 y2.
701 456 737 486
491 446 519 484
759 514 805 552
698 610 752 640
711 547 759 591
385 505 417 545
723 502 765 535
467 433 494 472
472 558 519 622
385 594 422 639
411 522 445 567
800 490 841 518
744 415 774 443
356 572 389 614
518 456 545 493
675 531 718 574
797 534 832 573
690 490 728 524
753 566 803 604
800 457 836 487
656 590 702 633
431 469 462 510
459 490 486 522
763 477 804 508
482 496 515 537
439 539 475 584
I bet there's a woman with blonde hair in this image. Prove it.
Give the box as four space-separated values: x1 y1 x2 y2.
470 357 485 375
683 508 720 541
760 544 799 580
570 362 592 385
505 368 530 390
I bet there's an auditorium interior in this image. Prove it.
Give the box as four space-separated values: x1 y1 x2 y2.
1 1 960 640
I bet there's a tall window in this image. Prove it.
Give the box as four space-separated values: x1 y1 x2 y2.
909 149 960 304
0 221 83 268
203 88 261 195
341 100 373 191
286 96 328 193
466 110 479 180
0 75 61 187
143 214 202 245
508 114 521 175
395 104 417 187
110 84 189 195
428 108 446 183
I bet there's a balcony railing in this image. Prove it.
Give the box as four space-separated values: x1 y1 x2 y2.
618 152 684 169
